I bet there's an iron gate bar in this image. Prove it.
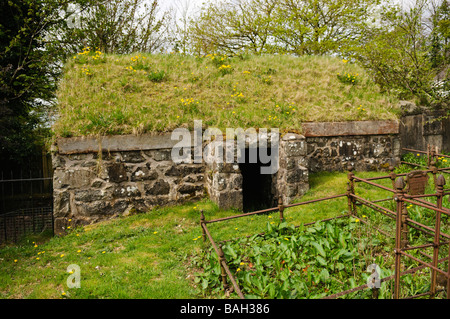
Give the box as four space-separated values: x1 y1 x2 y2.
401 161 427 168
396 249 449 277
404 193 439 199
404 216 450 240
205 206 280 224
283 193 347 208
402 241 450 251
371 197 395 203
402 148 428 154
205 194 347 224
403 198 450 217
352 176 396 193
406 197 450 215
200 218 245 299
350 194 396 217
323 255 449 299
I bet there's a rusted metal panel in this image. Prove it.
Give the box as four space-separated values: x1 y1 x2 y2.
406 171 429 195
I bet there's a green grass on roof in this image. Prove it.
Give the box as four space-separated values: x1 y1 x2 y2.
53 50 400 137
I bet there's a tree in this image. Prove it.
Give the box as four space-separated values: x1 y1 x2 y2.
351 0 449 107
188 0 383 56
0 0 71 162
275 0 384 55
189 0 279 55
59 0 172 55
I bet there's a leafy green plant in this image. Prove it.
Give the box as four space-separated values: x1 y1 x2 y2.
337 72 359 85
195 218 394 299
147 70 167 82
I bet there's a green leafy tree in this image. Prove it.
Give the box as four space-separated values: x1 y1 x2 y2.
0 0 68 162
188 0 384 56
351 0 449 107
59 0 172 55
275 0 384 56
189 0 279 55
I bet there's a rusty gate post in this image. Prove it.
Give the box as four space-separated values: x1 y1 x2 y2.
389 165 397 189
347 164 357 216
401 201 409 250
430 160 438 190
431 175 446 298
448 237 450 299
218 244 229 291
278 196 285 222
394 177 406 299
200 210 206 242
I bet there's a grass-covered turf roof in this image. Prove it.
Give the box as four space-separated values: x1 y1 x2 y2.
53 49 401 138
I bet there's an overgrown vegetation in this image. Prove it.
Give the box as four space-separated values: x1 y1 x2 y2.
0 171 391 298
193 162 450 299
1 169 447 299
53 52 400 137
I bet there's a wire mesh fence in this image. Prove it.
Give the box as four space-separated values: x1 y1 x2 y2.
0 207 53 244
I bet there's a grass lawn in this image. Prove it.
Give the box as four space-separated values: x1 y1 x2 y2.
53 51 401 138
0 170 408 299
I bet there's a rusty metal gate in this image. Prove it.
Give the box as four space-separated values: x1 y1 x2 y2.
198 146 450 299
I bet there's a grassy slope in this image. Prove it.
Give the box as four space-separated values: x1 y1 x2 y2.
0 171 398 299
53 50 400 137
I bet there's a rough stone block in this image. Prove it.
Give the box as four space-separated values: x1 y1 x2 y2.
216 190 243 210
53 169 96 189
121 151 146 163
106 162 128 183
145 179 171 195
284 140 307 157
130 167 158 181
74 189 107 202
178 184 203 195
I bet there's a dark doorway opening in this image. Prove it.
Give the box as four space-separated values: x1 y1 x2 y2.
239 148 275 212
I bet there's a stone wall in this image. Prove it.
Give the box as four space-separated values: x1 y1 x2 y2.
52 134 205 234
203 132 309 209
277 133 309 205
52 119 412 233
399 110 450 153
302 121 401 173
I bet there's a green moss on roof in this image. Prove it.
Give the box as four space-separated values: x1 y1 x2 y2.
53 51 400 137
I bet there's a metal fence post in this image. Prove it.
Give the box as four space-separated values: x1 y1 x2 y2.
278 196 284 222
347 164 357 216
431 175 445 298
200 210 206 242
394 177 406 299
218 244 229 291
389 165 397 189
